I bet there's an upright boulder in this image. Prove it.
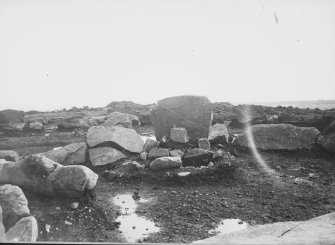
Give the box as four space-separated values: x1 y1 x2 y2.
0 185 30 230
237 124 320 150
86 126 144 153
41 142 87 165
150 95 213 141
0 110 24 124
0 151 19 162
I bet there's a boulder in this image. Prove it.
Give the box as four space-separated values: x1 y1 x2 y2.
87 116 107 126
183 148 213 167
170 149 184 158
143 138 160 153
103 112 140 128
0 110 24 124
0 123 27 132
148 147 170 159
5 216 38 242
149 157 182 171
89 147 126 166
58 116 86 130
139 152 148 161
237 124 320 150
0 185 30 230
0 155 98 197
0 151 19 162
319 120 335 153
170 127 189 143
193 211 335 244
41 142 87 165
208 124 229 143
0 206 5 241
29 122 44 131
138 112 152 125
86 126 144 153
27 117 48 125
150 95 213 141
198 138 211 150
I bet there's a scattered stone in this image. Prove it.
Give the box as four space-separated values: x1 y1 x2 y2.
208 162 214 167
86 126 144 153
170 127 189 143
208 124 229 143
58 116 86 130
89 147 126 167
149 157 182 171
87 116 107 126
198 138 211 150
29 122 44 131
142 138 160 153
139 152 148 161
55 207 60 211
183 148 214 167
41 142 87 165
0 155 98 197
70 202 79 210
0 150 19 162
169 149 184 158
236 124 320 150
45 224 51 233
150 95 213 141
0 185 30 230
103 112 140 128
148 147 170 159
64 221 72 225
5 216 38 242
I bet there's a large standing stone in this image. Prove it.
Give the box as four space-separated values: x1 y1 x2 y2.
150 95 213 141
319 120 335 153
41 142 87 165
0 110 24 124
0 155 98 197
148 147 170 159
103 112 140 128
170 127 189 143
193 211 335 244
0 151 19 162
0 185 30 230
86 126 144 153
5 216 38 242
149 157 182 171
237 124 320 150
89 147 126 166
183 148 213 167
208 123 229 143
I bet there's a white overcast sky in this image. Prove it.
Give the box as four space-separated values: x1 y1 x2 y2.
0 0 335 111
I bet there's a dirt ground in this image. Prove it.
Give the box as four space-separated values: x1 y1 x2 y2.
0 127 335 243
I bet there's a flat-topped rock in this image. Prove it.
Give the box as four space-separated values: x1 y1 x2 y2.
86 126 144 153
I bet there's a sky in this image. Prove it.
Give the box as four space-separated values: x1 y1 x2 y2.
0 0 335 111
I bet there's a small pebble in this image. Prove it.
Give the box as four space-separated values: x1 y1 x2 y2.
65 221 72 225
70 202 79 210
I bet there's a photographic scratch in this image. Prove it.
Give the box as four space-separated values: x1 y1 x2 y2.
274 12 279 24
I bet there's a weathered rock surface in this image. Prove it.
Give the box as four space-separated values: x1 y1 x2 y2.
193 211 335 244
5 216 38 242
0 150 19 162
103 112 140 128
0 206 5 241
0 155 98 197
150 95 213 141
148 147 170 159
319 120 335 153
142 138 160 153
138 112 151 125
237 124 320 150
41 142 87 165
89 147 126 166
170 127 189 143
86 126 144 153
149 157 182 171
183 148 213 167
0 185 30 230
198 138 211 150
169 149 184 158
208 123 229 143
0 110 24 124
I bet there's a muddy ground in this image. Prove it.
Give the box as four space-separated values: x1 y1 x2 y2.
0 126 335 243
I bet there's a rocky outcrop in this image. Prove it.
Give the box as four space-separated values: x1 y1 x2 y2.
193 211 335 244
89 147 126 166
149 157 182 171
0 151 19 162
150 95 213 141
0 155 98 197
0 185 30 230
86 126 144 153
237 124 320 150
58 116 86 130
103 112 140 128
41 142 87 165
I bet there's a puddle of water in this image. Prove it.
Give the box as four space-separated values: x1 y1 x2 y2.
177 172 191 177
140 135 156 143
209 219 248 236
113 194 160 242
